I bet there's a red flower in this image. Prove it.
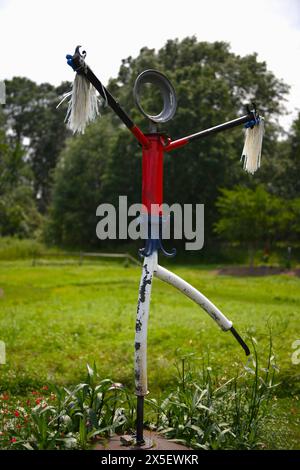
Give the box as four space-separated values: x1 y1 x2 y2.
26 399 31 406
1 393 9 401
14 411 20 418
11 437 17 443
35 399 41 405
32 391 38 396
42 385 48 391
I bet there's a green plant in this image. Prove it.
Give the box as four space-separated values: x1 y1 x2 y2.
0 364 135 450
146 338 279 449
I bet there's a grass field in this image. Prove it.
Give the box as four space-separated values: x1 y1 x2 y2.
0 259 299 448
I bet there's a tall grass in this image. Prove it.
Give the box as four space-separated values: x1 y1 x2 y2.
0 237 44 260
146 337 279 449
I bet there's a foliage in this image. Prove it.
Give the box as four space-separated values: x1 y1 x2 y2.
0 237 44 260
147 338 279 449
44 118 115 247
3 78 71 211
282 112 300 198
288 198 300 241
0 130 42 237
0 364 134 450
0 342 286 451
214 185 293 266
258 111 300 200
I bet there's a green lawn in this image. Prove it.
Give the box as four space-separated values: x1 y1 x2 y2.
0 259 299 448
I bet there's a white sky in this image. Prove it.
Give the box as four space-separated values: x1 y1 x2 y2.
0 0 299 130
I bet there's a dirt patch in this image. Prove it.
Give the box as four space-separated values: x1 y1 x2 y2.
217 266 300 277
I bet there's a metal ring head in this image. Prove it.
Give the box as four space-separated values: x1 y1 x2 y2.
133 69 177 124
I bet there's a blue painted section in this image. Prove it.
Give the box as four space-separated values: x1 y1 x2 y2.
245 116 260 129
66 54 76 71
139 238 176 258
139 216 176 258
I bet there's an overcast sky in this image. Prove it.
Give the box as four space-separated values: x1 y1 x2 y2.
0 0 299 130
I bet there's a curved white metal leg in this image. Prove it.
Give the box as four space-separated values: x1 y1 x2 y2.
155 264 232 331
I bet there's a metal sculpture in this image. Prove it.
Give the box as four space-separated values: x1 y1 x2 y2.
62 46 265 448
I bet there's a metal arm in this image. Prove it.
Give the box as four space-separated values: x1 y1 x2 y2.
164 112 256 152
69 47 257 152
70 47 150 148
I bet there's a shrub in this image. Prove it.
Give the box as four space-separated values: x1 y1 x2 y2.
0 237 44 260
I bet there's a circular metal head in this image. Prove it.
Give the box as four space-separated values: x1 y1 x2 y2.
133 69 177 124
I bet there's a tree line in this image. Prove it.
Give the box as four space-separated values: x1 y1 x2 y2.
0 37 299 260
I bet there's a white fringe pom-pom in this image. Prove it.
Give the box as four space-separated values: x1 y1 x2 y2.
241 117 264 174
57 74 100 134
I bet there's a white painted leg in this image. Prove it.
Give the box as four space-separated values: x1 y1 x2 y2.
134 251 158 397
155 264 232 331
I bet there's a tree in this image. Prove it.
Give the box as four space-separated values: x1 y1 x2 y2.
45 119 114 247
0 129 41 237
255 112 300 200
3 78 71 211
214 185 285 267
283 113 300 198
279 197 300 245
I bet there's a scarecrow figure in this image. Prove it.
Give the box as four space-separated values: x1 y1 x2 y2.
61 46 264 447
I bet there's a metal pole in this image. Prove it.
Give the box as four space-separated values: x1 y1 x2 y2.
164 113 255 152
70 48 150 148
136 396 145 445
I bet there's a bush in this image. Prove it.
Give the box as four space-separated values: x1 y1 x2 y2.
0 237 44 260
